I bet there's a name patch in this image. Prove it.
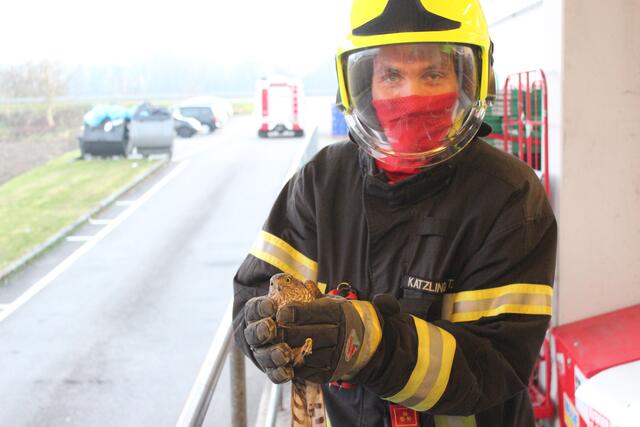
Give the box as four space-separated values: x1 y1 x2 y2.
404 276 454 294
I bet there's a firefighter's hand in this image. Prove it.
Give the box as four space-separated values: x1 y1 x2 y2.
276 296 382 384
243 296 295 384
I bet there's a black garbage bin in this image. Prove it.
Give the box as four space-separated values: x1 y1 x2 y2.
79 119 129 158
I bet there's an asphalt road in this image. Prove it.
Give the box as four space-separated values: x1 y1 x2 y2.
0 115 309 427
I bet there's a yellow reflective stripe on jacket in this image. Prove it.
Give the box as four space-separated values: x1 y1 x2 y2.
250 230 318 282
442 284 553 323
385 317 456 411
434 415 477 427
348 300 383 376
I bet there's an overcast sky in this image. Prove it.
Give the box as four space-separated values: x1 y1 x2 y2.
2 0 351 73
1 0 532 75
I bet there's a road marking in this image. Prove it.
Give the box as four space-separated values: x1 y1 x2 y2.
0 304 9 311
88 218 114 225
115 200 136 207
65 236 94 242
0 161 190 324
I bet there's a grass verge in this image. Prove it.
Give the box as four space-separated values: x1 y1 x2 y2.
0 150 159 272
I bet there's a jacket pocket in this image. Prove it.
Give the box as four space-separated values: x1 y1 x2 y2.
406 217 456 283
401 217 457 321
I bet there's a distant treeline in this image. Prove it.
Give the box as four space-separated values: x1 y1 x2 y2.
60 58 338 99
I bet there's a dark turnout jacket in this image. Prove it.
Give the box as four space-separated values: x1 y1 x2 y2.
233 137 557 427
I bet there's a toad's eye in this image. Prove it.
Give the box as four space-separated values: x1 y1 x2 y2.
285 276 292 284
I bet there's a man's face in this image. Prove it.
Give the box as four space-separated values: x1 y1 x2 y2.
371 44 459 100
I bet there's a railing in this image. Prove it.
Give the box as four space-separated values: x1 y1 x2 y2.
175 303 236 427
502 69 550 198
175 127 321 427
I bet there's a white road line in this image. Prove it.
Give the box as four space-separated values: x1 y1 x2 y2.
0 304 9 311
88 218 114 225
0 161 190 324
65 236 94 242
115 200 136 207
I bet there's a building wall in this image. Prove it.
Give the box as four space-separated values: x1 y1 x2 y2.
485 0 640 325
559 0 640 324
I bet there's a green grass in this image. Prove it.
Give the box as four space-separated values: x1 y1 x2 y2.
0 151 159 272
231 101 254 114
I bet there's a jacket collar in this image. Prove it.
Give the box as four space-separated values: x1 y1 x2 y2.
355 136 477 206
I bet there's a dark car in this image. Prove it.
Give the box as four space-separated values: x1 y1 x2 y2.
173 112 203 138
176 106 217 133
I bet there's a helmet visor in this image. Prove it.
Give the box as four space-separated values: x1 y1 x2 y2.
343 42 485 169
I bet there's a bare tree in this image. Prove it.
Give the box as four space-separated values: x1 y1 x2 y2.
0 60 68 127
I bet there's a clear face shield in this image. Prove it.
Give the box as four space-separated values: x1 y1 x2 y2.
342 42 486 171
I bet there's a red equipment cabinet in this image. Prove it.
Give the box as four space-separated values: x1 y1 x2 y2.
551 305 640 427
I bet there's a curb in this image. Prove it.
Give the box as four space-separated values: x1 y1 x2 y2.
0 158 169 284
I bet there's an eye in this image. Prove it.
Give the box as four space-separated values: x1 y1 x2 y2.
423 69 449 84
381 69 402 83
285 275 292 284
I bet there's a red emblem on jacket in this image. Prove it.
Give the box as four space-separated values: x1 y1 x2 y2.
389 404 419 427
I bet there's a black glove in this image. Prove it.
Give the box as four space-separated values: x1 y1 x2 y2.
243 296 296 384
244 293 384 384
273 295 383 384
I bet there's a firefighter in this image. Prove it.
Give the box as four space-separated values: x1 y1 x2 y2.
233 1 556 426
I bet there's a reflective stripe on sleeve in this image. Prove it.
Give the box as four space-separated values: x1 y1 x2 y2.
442 284 553 323
385 316 456 411
434 415 477 427
249 230 317 282
348 300 383 376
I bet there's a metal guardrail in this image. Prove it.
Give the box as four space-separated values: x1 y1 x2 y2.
175 127 320 427
175 303 234 427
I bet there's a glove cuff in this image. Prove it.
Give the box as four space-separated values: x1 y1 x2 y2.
332 300 383 381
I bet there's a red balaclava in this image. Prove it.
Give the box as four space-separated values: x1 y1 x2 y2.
372 92 457 183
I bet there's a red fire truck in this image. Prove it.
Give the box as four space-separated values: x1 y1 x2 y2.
255 77 304 138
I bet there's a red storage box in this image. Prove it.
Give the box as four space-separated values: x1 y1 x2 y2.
552 304 640 427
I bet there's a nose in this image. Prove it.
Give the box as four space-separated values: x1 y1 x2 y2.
400 77 432 97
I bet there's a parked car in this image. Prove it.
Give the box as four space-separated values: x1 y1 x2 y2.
175 97 233 133
173 111 203 138
209 97 234 123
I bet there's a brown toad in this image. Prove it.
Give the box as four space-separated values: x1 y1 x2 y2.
267 273 326 426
